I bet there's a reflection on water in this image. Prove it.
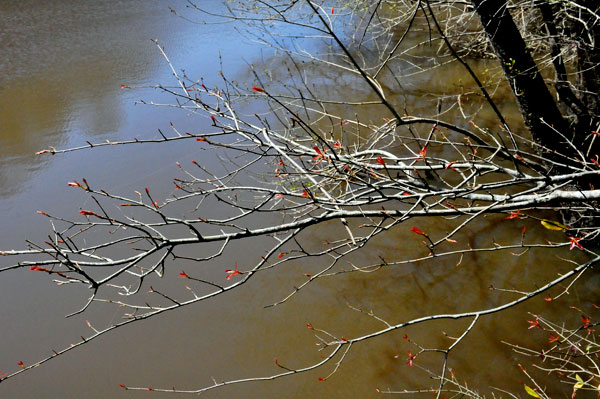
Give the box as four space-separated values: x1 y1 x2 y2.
0 2 597 399
0 0 184 197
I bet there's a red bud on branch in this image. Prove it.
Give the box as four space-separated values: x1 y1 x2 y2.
569 236 584 250
411 226 428 237
225 263 240 280
79 210 101 217
179 271 190 279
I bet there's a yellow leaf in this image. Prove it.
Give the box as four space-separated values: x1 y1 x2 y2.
540 219 568 231
525 385 541 398
574 374 584 390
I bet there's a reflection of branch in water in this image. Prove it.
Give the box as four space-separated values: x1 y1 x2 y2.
1 1 599 397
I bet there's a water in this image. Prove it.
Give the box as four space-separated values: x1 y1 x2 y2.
0 2 597 398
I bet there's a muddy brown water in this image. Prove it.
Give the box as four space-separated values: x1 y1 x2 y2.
1 1 597 398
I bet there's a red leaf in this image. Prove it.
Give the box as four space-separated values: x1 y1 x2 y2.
119 384 128 390
179 271 189 279
252 86 265 93
225 263 240 280
331 7 334 14
306 323 313 329
527 318 542 329
544 295 552 302
120 84 129 89
314 146 323 155
17 361 24 368
376 156 385 166
582 314 591 328
504 209 522 219
211 115 217 125
403 334 409 340
301 189 310 198
196 137 207 141
318 377 324 381
411 226 427 236
79 210 99 217
569 236 584 250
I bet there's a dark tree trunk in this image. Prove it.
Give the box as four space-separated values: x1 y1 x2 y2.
573 0 600 162
470 0 599 235
470 0 574 167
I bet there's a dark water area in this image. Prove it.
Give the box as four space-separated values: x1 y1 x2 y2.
0 2 598 398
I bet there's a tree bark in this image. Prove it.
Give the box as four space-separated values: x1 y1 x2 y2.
470 0 574 166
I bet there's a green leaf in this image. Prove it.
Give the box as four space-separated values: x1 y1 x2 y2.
585 343 599 353
540 219 568 231
525 385 541 398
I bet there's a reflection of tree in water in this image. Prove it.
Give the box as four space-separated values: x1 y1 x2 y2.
0 1 599 398
0 0 191 197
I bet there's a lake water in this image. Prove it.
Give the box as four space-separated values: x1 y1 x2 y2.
0 1 597 398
